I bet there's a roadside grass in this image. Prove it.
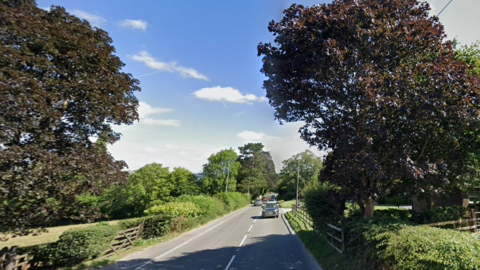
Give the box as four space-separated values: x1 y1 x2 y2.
279 199 296 208
0 220 119 249
285 211 356 270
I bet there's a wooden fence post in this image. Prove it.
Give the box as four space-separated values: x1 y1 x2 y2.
4 246 17 270
0 246 8 270
341 227 346 254
472 208 477 233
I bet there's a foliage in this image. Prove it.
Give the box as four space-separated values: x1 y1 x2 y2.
202 148 240 195
262 151 279 188
176 195 226 221
170 167 201 197
0 0 140 237
213 192 250 212
278 150 323 200
237 143 268 197
23 225 119 269
303 181 346 229
422 206 470 224
381 226 480 269
144 201 201 219
141 214 172 240
100 163 172 219
258 0 480 219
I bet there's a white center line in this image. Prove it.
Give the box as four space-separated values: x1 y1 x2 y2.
239 235 248 247
133 206 251 270
225 255 236 270
247 224 253 233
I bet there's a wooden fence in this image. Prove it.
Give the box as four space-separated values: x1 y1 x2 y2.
0 246 32 270
291 205 480 256
0 221 144 270
99 220 144 259
291 205 346 254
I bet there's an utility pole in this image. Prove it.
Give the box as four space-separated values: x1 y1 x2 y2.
296 158 299 207
225 160 231 193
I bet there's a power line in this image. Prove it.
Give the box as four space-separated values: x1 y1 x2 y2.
437 0 453 16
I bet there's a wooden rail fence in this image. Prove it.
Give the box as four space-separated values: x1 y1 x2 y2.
99 220 144 259
0 221 144 269
291 205 346 254
0 246 32 270
291 205 479 256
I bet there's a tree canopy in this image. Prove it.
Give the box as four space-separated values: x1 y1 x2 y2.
0 0 140 236
258 0 480 218
237 143 268 197
277 150 323 201
202 148 240 195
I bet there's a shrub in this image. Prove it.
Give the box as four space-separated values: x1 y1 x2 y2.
141 214 172 239
214 192 249 212
25 224 119 269
303 182 347 230
176 195 226 221
118 217 143 230
144 201 201 219
422 206 470 224
381 226 480 269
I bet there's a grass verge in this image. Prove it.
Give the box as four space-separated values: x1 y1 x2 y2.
284 211 357 270
0 221 119 249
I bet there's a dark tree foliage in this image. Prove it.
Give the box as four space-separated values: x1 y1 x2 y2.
0 0 140 236
261 151 278 188
258 0 480 218
237 143 267 197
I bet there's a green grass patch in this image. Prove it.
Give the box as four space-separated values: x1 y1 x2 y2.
279 200 296 208
285 211 356 270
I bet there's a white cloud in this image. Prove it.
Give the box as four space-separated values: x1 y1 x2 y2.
138 101 172 118
193 86 267 104
136 102 180 127
236 130 281 141
143 118 180 127
71 10 106 26
131 50 208 80
143 146 159 153
119 19 148 31
165 143 178 149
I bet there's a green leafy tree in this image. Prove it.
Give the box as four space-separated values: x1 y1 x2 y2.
258 0 480 218
170 167 201 197
262 151 278 188
277 150 323 201
0 0 140 236
237 143 267 197
202 149 241 195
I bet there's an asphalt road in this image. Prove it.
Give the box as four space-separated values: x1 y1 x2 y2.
101 205 323 270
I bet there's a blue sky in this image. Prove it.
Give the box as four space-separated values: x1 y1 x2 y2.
35 0 480 173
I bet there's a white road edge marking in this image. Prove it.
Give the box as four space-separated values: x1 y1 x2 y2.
133 206 251 270
225 255 236 270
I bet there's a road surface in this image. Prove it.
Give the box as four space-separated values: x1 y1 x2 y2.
100 205 322 270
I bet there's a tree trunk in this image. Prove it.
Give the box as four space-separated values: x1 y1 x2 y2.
363 197 375 219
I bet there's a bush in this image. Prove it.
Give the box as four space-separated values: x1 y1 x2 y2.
422 206 470 224
381 226 480 269
141 214 172 239
176 195 226 221
303 182 346 229
214 192 249 212
24 224 119 269
118 217 143 230
145 201 201 219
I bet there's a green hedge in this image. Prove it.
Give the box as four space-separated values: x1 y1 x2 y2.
381 226 480 269
145 201 201 219
176 195 226 221
23 224 119 269
213 192 250 212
